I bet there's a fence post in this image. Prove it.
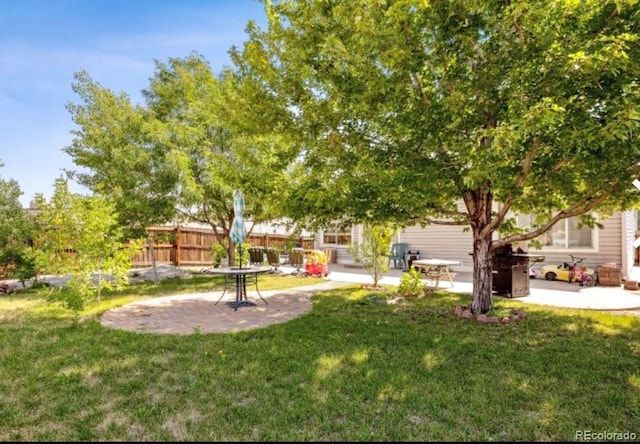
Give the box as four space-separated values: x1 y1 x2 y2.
175 225 181 267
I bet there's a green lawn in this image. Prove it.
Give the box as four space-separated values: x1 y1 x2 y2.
1 274 639 441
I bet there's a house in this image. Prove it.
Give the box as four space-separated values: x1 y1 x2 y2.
315 210 640 281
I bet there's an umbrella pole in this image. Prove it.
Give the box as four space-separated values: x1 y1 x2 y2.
238 243 242 269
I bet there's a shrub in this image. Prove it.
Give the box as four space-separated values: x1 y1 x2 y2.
398 268 425 298
0 247 36 288
211 243 228 267
348 223 394 287
233 242 251 267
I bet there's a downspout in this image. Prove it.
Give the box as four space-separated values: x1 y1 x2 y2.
621 210 630 281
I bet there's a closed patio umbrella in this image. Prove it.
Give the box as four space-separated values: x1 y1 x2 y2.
230 189 247 268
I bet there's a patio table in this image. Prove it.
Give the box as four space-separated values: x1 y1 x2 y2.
411 259 462 289
209 266 271 310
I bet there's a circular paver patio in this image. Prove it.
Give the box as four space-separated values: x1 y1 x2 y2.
100 281 345 335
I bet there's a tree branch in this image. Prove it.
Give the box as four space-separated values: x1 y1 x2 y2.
493 190 613 248
486 142 540 235
423 217 470 226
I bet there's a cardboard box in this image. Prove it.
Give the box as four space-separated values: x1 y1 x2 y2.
597 265 622 286
599 275 621 286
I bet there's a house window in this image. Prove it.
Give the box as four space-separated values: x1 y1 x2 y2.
517 214 593 249
323 225 352 246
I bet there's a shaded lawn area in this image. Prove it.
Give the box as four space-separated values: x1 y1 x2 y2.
0 276 639 441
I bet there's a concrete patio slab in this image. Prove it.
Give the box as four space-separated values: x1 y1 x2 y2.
317 264 640 311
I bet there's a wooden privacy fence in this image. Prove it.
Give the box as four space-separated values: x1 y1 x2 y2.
130 226 315 267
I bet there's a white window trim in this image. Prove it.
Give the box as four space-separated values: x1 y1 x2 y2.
321 225 353 248
517 214 599 253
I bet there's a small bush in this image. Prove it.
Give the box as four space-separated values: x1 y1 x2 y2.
398 268 425 298
211 243 228 267
0 247 36 288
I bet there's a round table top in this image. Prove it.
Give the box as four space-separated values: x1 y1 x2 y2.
205 266 272 275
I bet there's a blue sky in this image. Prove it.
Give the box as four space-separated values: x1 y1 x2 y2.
0 0 267 207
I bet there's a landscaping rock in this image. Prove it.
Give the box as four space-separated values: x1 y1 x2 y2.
454 304 527 325
461 310 474 319
128 264 193 284
0 282 14 294
40 275 73 288
0 264 196 293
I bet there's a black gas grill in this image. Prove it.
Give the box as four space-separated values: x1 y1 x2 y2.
492 246 544 298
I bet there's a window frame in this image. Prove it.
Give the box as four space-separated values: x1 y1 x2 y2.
322 224 353 247
516 214 598 252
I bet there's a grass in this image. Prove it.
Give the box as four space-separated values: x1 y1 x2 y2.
1 273 639 441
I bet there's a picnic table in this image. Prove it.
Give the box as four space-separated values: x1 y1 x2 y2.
411 258 462 289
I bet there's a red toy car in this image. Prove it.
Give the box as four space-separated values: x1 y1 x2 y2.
304 250 330 277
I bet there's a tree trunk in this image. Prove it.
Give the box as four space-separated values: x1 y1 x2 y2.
96 266 103 302
228 239 236 267
148 235 159 283
464 187 495 314
471 228 493 314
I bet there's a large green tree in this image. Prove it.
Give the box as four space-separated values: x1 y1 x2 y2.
65 70 179 281
65 53 292 264
235 0 640 313
0 161 37 285
0 161 32 250
142 53 292 262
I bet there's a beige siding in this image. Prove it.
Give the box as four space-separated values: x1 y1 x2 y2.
526 213 622 273
401 224 474 270
399 200 476 270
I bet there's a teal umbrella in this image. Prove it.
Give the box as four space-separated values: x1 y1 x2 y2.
230 189 247 268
